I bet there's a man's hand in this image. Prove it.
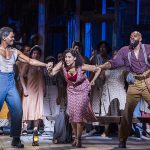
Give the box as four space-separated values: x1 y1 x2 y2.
46 62 53 70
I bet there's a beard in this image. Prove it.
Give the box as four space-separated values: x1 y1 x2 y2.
129 39 139 50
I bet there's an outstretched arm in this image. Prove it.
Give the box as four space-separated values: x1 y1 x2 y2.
99 61 112 70
48 61 63 76
81 64 102 84
81 64 100 72
81 62 111 85
17 50 48 67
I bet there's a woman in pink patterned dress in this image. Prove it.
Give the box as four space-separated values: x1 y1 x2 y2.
48 48 100 147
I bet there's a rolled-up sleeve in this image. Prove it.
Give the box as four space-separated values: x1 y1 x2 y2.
109 47 125 69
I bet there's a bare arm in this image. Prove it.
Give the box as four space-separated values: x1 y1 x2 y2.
81 64 102 85
17 50 47 67
90 62 111 85
19 64 29 96
81 64 100 72
91 69 106 85
90 68 102 85
48 61 63 76
99 61 112 70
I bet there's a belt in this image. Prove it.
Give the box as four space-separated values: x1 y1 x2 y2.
134 71 150 80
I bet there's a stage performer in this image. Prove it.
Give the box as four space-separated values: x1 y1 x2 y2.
0 27 51 148
93 31 150 148
48 48 100 148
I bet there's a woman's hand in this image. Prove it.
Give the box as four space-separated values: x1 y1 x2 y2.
90 80 95 86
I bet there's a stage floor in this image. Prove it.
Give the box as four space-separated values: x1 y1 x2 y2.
0 135 150 150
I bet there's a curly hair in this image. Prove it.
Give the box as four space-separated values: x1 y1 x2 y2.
63 48 83 68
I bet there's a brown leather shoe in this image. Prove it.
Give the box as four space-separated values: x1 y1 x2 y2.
119 141 126 148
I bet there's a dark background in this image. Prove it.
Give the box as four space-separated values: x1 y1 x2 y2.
0 0 150 58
